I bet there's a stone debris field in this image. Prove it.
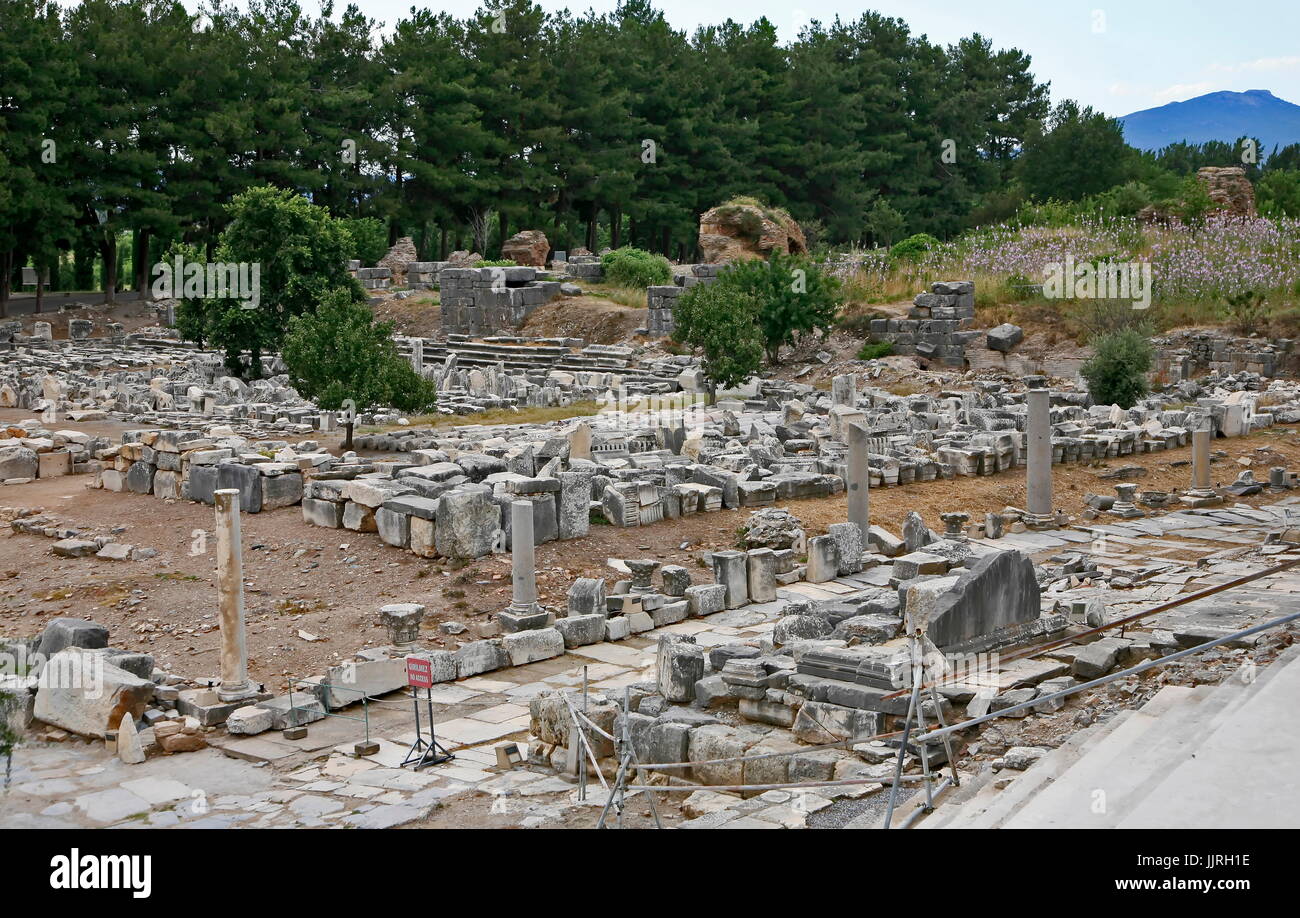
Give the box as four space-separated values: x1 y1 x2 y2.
4 279 1300 832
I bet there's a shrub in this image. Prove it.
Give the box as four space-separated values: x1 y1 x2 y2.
474 258 516 268
1224 289 1269 333
857 340 893 360
716 253 842 362
672 282 764 396
600 246 672 288
1081 328 1152 408
889 233 940 263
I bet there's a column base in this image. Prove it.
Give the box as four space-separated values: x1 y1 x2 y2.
498 605 553 633
1181 489 1223 507
1022 513 1057 531
216 680 260 703
1109 503 1145 518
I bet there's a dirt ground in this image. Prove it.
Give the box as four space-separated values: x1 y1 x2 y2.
4 403 1300 691
4 297 168 338
369 292 442 339
519 295 645 344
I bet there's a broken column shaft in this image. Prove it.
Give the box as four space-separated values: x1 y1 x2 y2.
1024 380 1053 528
499 499 550 632
511 499 538 610
215 488 256 701
847 421 870 541
1192 426 1213 491
1184 423 1222 505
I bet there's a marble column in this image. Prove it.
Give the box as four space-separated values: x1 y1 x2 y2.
1183 424 1221 505
215 489 256 701
499 500 549 632
847 421 870 542
409 337 424 377
1191 426 1213 492
1024 378 1054 528
511 499 537 610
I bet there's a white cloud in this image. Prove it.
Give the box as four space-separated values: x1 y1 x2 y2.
1152 82 1215 104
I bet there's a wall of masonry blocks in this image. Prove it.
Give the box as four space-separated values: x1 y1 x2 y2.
645 264 724 336
868 280 980 367
438 266 564 336
563 254 603 280
1155 329 1294 380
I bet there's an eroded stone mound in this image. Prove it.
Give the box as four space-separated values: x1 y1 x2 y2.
699 199 807 264
377 236 419 283
500 230 550 267
1197 166 1256 218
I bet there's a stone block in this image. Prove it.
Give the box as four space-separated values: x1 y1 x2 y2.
711 550 749 608
685 584 727 616
302 497 344 528
502 628 565 666
554 614 606 648
257 694 326 729
657 635 705 703
33 649 154 738
453 640 509 677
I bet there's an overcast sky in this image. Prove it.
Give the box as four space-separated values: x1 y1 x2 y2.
156 0 1300 116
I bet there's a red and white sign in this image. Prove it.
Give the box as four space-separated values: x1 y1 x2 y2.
406 656 433 688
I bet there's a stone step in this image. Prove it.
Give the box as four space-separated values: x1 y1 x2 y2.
1001 686 1206 828
1002 645 1300 828
934 710 1137 829
1115 646 1300 827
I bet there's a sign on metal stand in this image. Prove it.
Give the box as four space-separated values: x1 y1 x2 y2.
401 656 454 770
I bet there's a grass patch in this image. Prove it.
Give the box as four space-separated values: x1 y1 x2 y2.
276 598 324 615
581 282 648 310
857 341 894 360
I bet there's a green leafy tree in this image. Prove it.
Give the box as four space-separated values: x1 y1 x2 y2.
196 185 362 377
1081 329 1152 409
0 0 76 314
864 198 905 247
1018 100 1140 202
282 289 437 448
1259 170 1300 218
672 282 763 401
166 240 214 345
718 253 842 362
340 217 388 265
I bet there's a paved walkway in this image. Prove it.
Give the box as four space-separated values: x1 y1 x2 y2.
7 497 1300 829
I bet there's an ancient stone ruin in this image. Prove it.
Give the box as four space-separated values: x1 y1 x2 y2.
698 200 808 263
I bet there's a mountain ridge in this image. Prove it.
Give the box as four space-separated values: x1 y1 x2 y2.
1119 89 1300 153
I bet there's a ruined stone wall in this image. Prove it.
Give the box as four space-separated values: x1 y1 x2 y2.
1154 330 1293 380
438 266 563 336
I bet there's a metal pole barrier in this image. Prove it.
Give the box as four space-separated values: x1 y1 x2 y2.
883 659 922 829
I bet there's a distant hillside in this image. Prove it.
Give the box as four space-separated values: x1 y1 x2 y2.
1120 89 1300 153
